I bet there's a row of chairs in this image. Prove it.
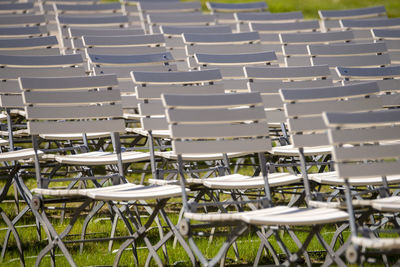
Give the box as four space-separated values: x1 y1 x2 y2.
1 0 400 267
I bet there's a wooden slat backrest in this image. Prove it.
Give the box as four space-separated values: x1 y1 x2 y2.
138 1 201 13
57 14 129 27
311 54 391 68
21 74 125 135
0 48 60 56
69 27 144 38
185 43 263 56
340 18 400 29
0 3 34 13
85 46 167 56
0 14 46 26
0 54 83 67
0 26 49 38
131 69 222 84
83 34 165 47
372 29 400 39
160 25 232 36
324 109 400 178
206 1 267 13
87 52 174 66
247 65 333 124
54 3 123 13
147 13 215 25
308 42 387 56
0 36 58 50
245 65 330 79
195 51 277 65
319 6 386 20
0 94 23 108
235 11 303 23
183 32 260 45
132 69 223 130
162 92 271 154
336 66 400 79
282 82 381 148
250 20 319 33
280 31 354 44
93 65 177 79
0 67 85 80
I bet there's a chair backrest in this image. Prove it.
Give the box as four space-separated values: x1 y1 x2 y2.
83 34 166 56
250 20 319 33
132 69 224 131
308 42 391 75
0 14 46 27
280 81 381 148
336 66 400 108
21 74 124 135
162 92 270 154
68 27 145 51
0 25 50 39
206 1 268 13
87 51 174 67
318 6 386 31
0 2 35 14
53 2 124 15
138 1 201 14
0 36 60 56
323 108 400 179
246 65 333 124
235 11 304 32
340 18 400 41
193 51 277 79
372 29 400 64
280 31 354 66
161 25 232 36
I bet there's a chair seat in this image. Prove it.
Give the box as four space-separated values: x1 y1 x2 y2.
32 183 185 201
352 236 400 250
0 148 43 161
310 171 400 186
0 129 29 138
269 145 332 156
39 132 112 141
203 172 301 189
155 151 250 161
371 196 400 212
241 207 348 226
55 151 150 165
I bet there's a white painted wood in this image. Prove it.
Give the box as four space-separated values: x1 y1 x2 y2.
336 161 400 178
327 126 400 144
340 18 400 29
161 25 231 36
88 52 173 66
323 109 400 127
0 26 48 38
250 20 319 33
186 43 263 56
0 36 58 50
141 117 168 130
249 80 334 94
86 46 166 56
333 144 400 161
83 34 165 47
235 11 303 22
69 27 144 37
280 82 379 102
206 1 267 12
183 32 259 44
28 119 125 134
195 51 276 65
0 54 83 67
57 14 129 26
280 31 354 44
308 42 387 56
162 92 263 108
0 94 23 108
0 67 85 79
319 6 386 20
166 106 266 123
291 133 329 147
54 3 122 13
26 105 123 119
93 65 177 78
147 13 215 25
132 69 222 84
245 65 330 79
23 90 121 105
171 123 269 138
0 14 46 26
336 66 400 78
19 74 118 90
136 84 224 99
138 1 201 13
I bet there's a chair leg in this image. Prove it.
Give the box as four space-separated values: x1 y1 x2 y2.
80 201 105 253
0 208 25 266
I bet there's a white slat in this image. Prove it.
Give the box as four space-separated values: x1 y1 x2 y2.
170 123 269 138
333 144 400 161
183 32 260 44
0 94 23 108
291 133 329 147
311 54 391 67
0 67 85 79
132 69 221 84
336 161 400 178
28 119 125 134
83 34 165 47
172 138 270 154
136 84 224 99
166 106 266 123
26 105 123 119
328 126 400 144
323 109 400 128
23 90 121 105
249 80 333 94
141 117 168 130
245 65 330 79
0 54 83 67
19 75 118 90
